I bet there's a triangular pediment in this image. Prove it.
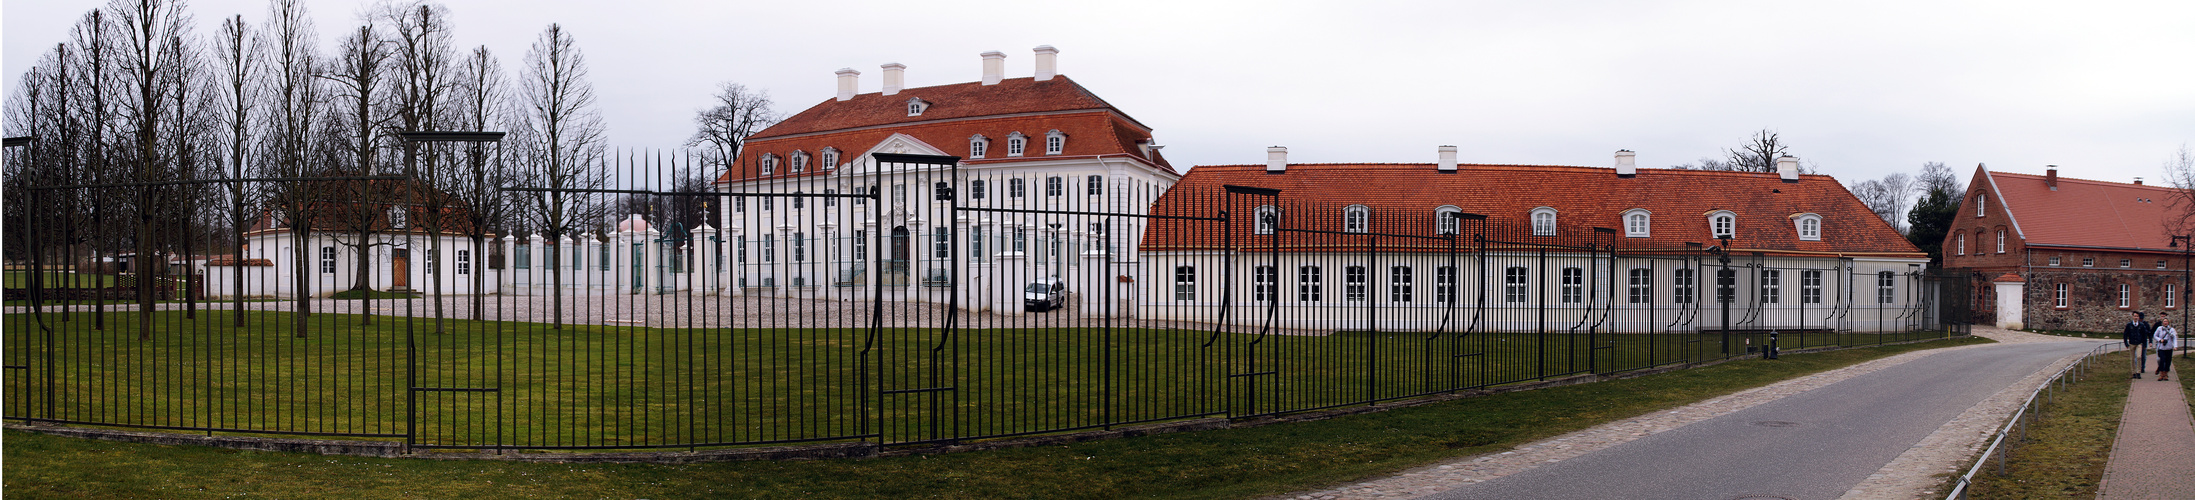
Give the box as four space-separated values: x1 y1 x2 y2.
839 133 953 176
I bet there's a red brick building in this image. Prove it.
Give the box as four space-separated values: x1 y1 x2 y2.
1944 165 2191 332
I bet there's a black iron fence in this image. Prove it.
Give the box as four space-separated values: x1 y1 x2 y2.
2 153 1967 452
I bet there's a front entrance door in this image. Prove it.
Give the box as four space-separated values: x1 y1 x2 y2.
391 249 410 288
886 226 910 285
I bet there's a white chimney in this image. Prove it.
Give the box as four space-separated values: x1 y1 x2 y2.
1615 150 1637 177
1033 45 1059 81
980 51 1006 85
1437 145 1458 172
880 63 905 96
1267 146 1288 173
1776 155 1800 182
834 68 860 101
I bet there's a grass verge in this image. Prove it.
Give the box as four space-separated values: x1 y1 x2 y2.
5 335 1989 500
1954 350 2127 498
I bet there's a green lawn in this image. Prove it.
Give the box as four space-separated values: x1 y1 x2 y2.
2 311 1954 449
2 335 1989 499
3 271 117 288
1956 350 2126 498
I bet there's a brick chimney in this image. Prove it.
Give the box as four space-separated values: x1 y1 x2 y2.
1267 146 1288 173
2046 166 2058 190
980 51 1005 85
834 68 859 101
880 63 905 96
1437 145 1458 172
2135 176 2144 185
1033 46 1058 81
1615 150 1637 177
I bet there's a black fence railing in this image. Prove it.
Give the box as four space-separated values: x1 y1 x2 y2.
2 152 1966 452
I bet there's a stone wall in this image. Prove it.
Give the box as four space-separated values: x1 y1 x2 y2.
2021 270 2193 332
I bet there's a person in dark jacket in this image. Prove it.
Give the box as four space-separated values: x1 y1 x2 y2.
2126 311 2151 379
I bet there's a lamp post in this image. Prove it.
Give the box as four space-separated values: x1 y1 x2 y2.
2175 235 2191 358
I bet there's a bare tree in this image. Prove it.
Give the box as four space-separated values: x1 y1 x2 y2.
213 14 259 326
257 0 325 334
110 0 197 339
2161 144 2195 237
1847 172 1915 233
686 82 780 170
515 23 608 329
384 1 459 332
448 44 514 320
1915 161 1961 201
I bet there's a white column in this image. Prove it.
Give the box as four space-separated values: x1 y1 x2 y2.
993 250 1030 315
692 224 719 295
526 233 545 294
645 226 663 294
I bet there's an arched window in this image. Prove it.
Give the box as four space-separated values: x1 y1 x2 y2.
1621 209 1651 238
1436 206 1462 235
790 150 809 172
1975 192 1986 217
969 135 989 158
906 97 928 116
1530 207 1558 236
820 147 840 168
1793 213 1822 241
1996 229 2006 253
1254 205 1280 235
1708 210 1736 239
1045 130 1067 155
760 154 778 175
1344 205 1370 233
1955 232 1966 255
1006 132 1027 157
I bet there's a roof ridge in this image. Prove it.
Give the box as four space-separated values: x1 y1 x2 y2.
1992 170 2176 191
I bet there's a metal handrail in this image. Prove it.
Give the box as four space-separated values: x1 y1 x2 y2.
1945 341 2121 499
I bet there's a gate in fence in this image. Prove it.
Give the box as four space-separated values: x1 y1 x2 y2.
3 150 1968 452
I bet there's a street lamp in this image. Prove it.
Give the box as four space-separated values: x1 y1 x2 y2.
2174 235 2190 358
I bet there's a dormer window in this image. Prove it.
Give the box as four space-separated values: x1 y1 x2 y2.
1530 207 1558 236
969 135 989 159
819 147 840 168
760 154 778 175
1708 210 1736 239
389 207 407 228
1006 132 1027 157
1622 209 1651 238
1793 213 1822 241
1045 129 1066 155
1255 205 1280 235
1436 206 1462 235
906 98 929 116
1344 205 1370 233
790 150 809 172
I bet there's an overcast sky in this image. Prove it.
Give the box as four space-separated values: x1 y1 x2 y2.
7 0 2192 189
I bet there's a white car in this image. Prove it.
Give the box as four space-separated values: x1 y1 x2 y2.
1024 280 1066 312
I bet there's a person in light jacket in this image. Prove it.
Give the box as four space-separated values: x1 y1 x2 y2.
2155 319 2180 381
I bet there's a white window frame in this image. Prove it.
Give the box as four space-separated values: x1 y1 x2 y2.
1560 267 1584 304
793 232 807 262
1760 269 1781 304
1437 265 1458 303
1253 265 1277 302
1044 130 1066 155
1956 233 1966 256
1254 205 1279 235
1976 193 1986 217
456 249 471 275
791 150 809 172
1504 266 1529 303
1345 205 1370 233
321 246 337 274
1673 268 1695 304
1622 209 1651 238
1298 265 1323 302
1046 176 1063 197
969 136 988 159
1628 268 1652 304
1175 265 1196 301
1708 210 1737 239
1801 269 1822 304
1795 213 1821 241
1876 271 1896 304
762 234 775 263
1390 266 1414 303
906 98 927 116
933 227 951 260
760 154 777 175
970 180 986 201
2054 283 2068 308
2171 283 2179 309
1009 178 1026 198
1087 175 1104 196
820 148 839 168
1997 230 2006 253
1530 207 1558 236
1345 265 1368 302
2119 283 2132 308
1006 132 1027 157
2122 259 2133 268
1436 206 1462 235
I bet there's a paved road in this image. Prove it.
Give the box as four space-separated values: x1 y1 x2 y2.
1427 339 2106 500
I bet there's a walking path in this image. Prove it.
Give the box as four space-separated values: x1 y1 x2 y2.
2096 369 2195 499
1285 327 2101 500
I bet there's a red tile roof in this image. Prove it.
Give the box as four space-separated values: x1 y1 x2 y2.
716 76 1174 185
1141 163 1923 257
1982 169 2181 251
